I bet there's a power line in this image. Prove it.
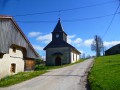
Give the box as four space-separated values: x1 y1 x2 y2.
62 13 120 22
17 20 56 23
13 0 116 17
102 1 120 39
16 12 120 23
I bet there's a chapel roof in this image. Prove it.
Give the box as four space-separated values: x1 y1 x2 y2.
52 19 67 35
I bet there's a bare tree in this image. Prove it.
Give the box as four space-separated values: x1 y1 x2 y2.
82 53 86 59
91 35 104 57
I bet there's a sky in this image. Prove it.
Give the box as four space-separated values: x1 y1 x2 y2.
0 0 120 59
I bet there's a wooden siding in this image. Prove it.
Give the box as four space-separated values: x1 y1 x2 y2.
25 60 36 71
0 18 39 59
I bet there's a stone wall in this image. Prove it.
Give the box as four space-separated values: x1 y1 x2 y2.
0 47 24 79
46 47 71 65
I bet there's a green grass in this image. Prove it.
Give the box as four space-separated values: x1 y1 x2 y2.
0 70 47 87
88 54 120 90
0 59 84 87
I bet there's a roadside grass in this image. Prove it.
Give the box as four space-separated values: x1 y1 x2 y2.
88 54 120 90
0 71 47 87
0 59 84 87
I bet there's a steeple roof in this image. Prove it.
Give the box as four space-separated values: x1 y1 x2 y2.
53 19 67 35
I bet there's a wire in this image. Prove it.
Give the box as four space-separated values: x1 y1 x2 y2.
13 0 116 17
62 13 120 22
17 20 56 23
102 1 120 39
16 12 120 23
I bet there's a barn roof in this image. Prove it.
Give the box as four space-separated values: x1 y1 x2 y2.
105 43 120 52
105 43 120 55
0 15 40 59
0 15 12 18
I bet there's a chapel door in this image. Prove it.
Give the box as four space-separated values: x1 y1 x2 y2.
55 57 61 66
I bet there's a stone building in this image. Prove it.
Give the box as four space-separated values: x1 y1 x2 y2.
0 15 39 79
105 44 120 55
44 19 80 66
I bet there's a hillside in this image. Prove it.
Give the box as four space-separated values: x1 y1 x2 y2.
89 54 120 90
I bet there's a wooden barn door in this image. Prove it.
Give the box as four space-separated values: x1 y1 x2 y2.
55 57 61 66
25 60 35 71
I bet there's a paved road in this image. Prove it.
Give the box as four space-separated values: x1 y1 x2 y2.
0 58 93 90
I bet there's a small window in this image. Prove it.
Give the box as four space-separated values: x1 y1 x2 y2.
76 54 77 60
73 53 74 61
13 47 16 53
10 63 16 73
0 53 4 58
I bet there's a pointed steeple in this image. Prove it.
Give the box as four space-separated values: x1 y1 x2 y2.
53 18 64 32
52 19 67 42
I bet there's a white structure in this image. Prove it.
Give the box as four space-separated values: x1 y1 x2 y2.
71 52 80 63
0 15 39 79
0 46 24 79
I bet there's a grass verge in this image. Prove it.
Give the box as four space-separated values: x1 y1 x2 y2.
88 54 120 90
0 70 47 87
0 59 84 87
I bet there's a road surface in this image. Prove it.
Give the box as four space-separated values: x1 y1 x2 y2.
0 58 93 90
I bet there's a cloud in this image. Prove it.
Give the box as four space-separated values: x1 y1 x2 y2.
74 38 82 44
41 55 46 60
67 38 72 44
32 45 43 51
83 39 93 47
68 35 76 39
67 35 76 44
82 39 120 48
104 41 120 47
67 35 82 47
37 33 52 44
28 32 41 37
79 50 84 54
